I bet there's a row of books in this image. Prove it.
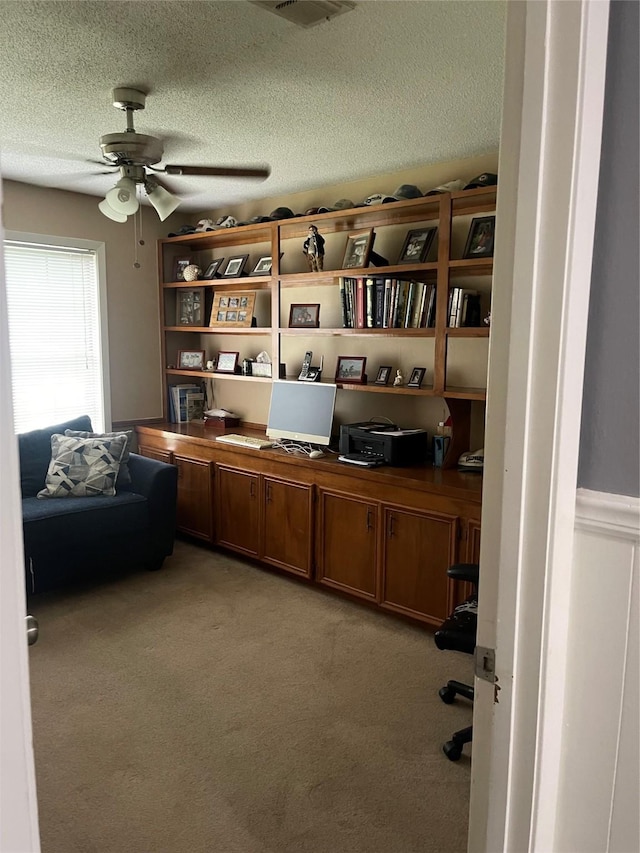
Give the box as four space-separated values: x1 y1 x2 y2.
168 383 205 423
339 276 437 329
447 287 482 328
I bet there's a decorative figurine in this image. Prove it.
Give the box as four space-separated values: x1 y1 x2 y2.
182 264 201 282
302 224 325 272
393 369 404 386
483 311 491 327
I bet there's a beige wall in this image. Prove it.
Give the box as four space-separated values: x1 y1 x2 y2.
3 147 497 445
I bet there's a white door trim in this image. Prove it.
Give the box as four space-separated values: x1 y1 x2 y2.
469 1 610 851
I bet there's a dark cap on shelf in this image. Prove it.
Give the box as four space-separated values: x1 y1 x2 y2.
269 206 297 220
463 173 498 190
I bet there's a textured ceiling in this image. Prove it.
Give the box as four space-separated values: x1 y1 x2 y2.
0 0 506 211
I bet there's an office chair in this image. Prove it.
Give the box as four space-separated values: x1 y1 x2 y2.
434 563 479 761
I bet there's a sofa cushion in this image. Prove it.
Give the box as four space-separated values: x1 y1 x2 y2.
22 492 149 551
19 415 93 497
37 433 128 498
65 428 134 486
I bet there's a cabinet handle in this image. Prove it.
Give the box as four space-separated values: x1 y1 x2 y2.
266 483 272 503
250 480 256 498
366 508 373 531
388 514 395 538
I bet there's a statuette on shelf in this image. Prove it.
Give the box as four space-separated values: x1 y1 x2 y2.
393 370 404 387
302 224 325 272
182 264 201 282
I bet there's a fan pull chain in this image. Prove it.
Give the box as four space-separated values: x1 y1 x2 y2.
132 189 145 268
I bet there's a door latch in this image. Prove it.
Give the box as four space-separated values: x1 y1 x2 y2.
475 645 495 682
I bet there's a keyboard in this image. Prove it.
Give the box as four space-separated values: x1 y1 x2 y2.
215 434 275 450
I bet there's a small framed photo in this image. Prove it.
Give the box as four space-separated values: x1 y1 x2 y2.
173 257 192 282
221 255 249 278
341 229 374 270
202 259 224 280
335 356 367 385
251 256 273 275
209 292 256 327
374 365 392 386
397 227 438 264
177 349 206 371
176 287 205 326
407 367 426 388
462 216 496 259
289 303 320 328
216 351 239 374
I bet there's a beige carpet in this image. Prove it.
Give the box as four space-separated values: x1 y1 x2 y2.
28 540 472 853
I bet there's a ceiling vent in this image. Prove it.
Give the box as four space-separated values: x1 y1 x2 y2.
250 0 356 28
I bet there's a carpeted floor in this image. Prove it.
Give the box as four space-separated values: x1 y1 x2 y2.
28 540 472 853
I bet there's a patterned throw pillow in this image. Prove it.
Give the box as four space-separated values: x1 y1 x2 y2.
37 433 128 498
65 428 133 485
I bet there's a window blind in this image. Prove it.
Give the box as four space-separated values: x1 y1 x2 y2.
4 241 104 433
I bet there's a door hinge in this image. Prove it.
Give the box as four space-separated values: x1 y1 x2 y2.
475 646 495 682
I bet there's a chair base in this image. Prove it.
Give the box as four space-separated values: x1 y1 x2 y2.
443 725 473 761
439 679 474 704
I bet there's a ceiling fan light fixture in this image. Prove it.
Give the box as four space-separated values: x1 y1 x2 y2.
98 198 128 222
145 180 180 221
105 177 139 215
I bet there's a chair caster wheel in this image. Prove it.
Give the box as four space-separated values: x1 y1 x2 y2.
443 740 462 761
439 686 456 704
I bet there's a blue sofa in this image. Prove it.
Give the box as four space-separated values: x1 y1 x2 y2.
19 415 178 594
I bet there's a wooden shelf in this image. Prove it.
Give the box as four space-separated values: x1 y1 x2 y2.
279 327 436 337
164 326 271 334
446 327 490 338
443 386 487 401
279 263 438 287
448 258 494 276
165 369 272 382
163 276 273 289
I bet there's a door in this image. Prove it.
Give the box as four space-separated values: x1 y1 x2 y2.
174 454 213 542
262 477 313 577
316 490 377 600
380 505 457 626
215 465 259 557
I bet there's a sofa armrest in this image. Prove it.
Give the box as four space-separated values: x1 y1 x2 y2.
127 453 178 533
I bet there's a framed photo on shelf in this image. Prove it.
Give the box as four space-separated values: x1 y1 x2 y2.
202 259 224 279
209 292 256 328
176 287 205 326
462 216 495 259
397 227 437 264
335 356 367 385
177 349 206 371
407 367 426 388
289 303 320 328
221 254 249 278
374 365 392 386
341 229 373 270
251 256 273 275
172 257 192 282
216 351 239 374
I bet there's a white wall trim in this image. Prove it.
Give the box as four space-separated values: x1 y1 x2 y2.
575 488 640 540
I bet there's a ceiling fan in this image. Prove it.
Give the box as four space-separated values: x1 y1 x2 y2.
96 87 270 222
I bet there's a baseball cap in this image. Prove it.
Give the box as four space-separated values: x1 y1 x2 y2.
167 224 197 237
304 207 321 216
424 179 465 195
392 184 423 200
211 215 238 229
317 198 357 213
269 206 297 220
195 219 215 232
362 193 397 206
249 215 273 223
464 173 498 190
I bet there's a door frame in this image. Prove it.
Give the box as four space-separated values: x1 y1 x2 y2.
469 1 610 850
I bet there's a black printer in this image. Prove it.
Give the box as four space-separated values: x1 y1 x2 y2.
339 422 430 466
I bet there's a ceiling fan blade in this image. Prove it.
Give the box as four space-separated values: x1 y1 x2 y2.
163 164 271 180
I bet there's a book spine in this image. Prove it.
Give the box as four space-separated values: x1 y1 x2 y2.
375 279 385 327
382 279 392 328
355 277 365 329
365 278 375 328
403 281 415 328
339 276 348 328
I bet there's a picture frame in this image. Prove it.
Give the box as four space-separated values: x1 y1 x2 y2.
289 303 320 328
176 287 205 326
177 349 206 371
209 292 256 328
462 215 496 259
341 229 374 270
407 366 426 388
335 355 367 384
173 257 192 282
202 259 224 280
397 227 438 264
221 254 249 278
251 256 273 275
216 351 239 374
374 365 392 386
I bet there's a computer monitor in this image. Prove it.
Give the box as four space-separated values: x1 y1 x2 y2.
266 380 337 446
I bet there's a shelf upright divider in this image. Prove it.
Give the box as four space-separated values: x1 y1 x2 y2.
433 193 451 395
271 222 282 377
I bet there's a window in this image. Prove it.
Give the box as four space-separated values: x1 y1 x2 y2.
4 236 109 433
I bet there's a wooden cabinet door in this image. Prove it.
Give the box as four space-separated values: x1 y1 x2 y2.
316 490 377 601
174 454 214 542
138 444 172 464
262 477 313 578
215 465 259 557
380 505 458 626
